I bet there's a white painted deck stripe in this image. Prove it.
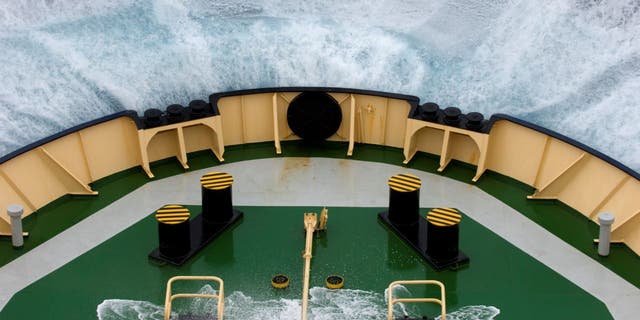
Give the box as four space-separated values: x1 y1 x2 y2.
0 158 638 319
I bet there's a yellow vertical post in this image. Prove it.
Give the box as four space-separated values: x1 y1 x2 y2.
137 130 154 178
272 93 282 154
347 94 356 156
301 212 317 320
176 127 189 169
438 130 451 172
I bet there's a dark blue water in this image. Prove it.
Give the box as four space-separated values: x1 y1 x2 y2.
1 0 639 171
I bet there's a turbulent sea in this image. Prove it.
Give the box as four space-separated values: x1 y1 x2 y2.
1 0 639 172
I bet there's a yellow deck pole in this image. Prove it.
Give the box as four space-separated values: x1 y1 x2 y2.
301 213 317 320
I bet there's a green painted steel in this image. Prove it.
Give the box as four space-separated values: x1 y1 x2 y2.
0 206 613 319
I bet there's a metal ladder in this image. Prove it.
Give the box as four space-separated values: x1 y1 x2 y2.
387 280 446 320
164 275 225 320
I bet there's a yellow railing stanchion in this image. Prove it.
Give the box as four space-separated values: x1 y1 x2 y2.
164 275 224 320
387 280 446 320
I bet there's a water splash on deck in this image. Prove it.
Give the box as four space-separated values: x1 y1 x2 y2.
97 285 500 320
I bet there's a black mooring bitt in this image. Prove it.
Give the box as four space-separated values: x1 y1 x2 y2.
149 210 243 266
379 210 469 271
382 173 469 271
149 171 243 266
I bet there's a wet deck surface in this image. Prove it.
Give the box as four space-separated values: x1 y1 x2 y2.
0 157 638 319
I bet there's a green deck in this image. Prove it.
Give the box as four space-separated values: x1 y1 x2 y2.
0 141 638 319
0 206 612 319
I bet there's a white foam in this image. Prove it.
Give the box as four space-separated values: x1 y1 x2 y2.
0 0 639 172
97 299 165 320
0 0 137 31
97 285 500 320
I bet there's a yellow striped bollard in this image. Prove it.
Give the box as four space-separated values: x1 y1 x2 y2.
387 173 422 225
201 171 234 224
156 204 191 258
426 208 462 262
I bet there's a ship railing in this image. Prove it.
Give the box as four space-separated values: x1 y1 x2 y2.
387 279 446 320
164 275 224 320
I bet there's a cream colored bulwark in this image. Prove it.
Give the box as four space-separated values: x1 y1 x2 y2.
80 117 140 181
413 126 444 156
327 92 351 142
137 116 225 177
238 94 275 143
601 179 640 230
612 208 640 252
0 144 84 211
274 92 298 142
594 175 640 250
39 132 92 184
485 120 548 185
0 174 20 229
0 116 141 232
403 118 489 181
550 156 628 215
384 99 412 148
3 89 639 254
485 118 640 254
183 124 223 156
533 137 585 189
448 132 481 165
403 116 640 254
349 94 410 148
487 119 637 220
217 91 412 155
146 130 180 163
217 96 245 146
217 93 281 146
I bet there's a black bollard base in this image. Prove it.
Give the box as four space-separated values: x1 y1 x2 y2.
378 211 469 271
149 209 243 266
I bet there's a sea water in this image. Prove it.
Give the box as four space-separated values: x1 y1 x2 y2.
1 0 639 172
96 285 500 320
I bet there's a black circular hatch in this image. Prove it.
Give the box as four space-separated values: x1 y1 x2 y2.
286 92 342 141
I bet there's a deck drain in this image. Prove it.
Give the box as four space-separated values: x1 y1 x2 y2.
325 275 344 289
271 274 290 289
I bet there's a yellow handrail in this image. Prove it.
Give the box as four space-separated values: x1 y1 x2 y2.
387 280 446 320
164 275 224 320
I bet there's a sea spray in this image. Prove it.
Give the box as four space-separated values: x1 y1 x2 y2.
1 0 639 171
97 285 500 320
